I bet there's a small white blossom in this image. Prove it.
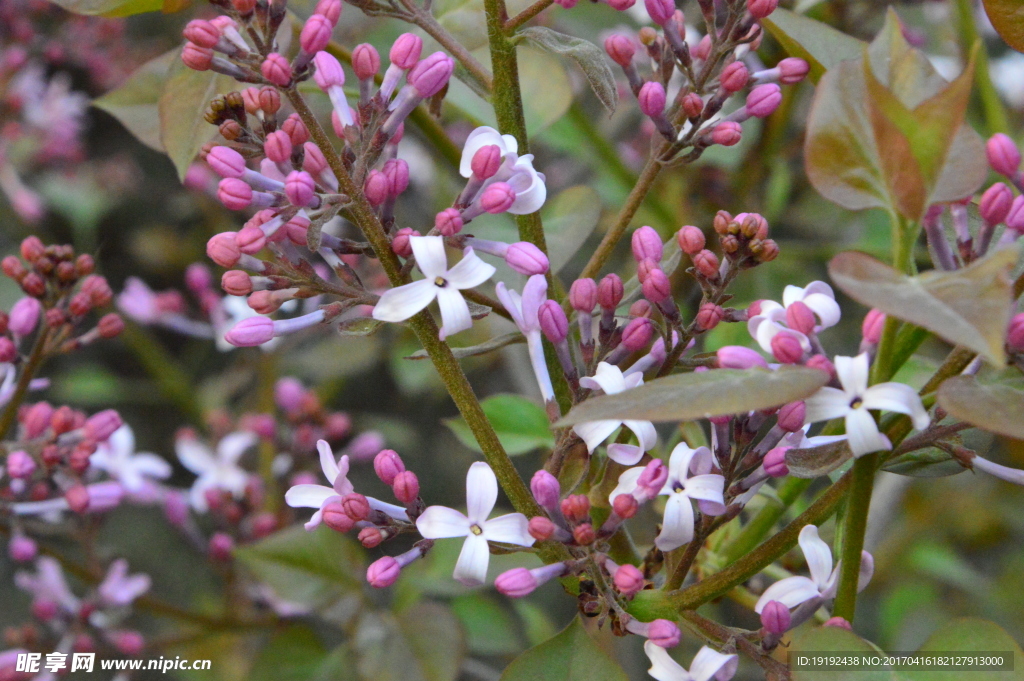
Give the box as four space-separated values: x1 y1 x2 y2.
459 126 547 214
176 431 255 512
574 362 657 465
748 281 841 354
91 425 172 495
645 641 738 681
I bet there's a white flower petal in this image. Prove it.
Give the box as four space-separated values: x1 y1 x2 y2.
131 454 172 481
416 505 471 538
444 248 496 289
644 640 690 681
372 279 437 323
482 513 534 546
845 408 892 457
581 362 628 394
803 387 852 424
459 126 507 177
218 431 257 464
624 419 658 452
436 287 472 340
684 474 726 505
609 467 644 504
333 454 354 496
835 354 870 397
655 493 695 552
317 440 340 482
465 461 498 524
862 383 930 431
668 443 700 484
798 525 833 589
410 235 449 279
803 292 841 328
690 646 739 681
495 283 525 328
574 419 621 453
284 484 337 509
781 284 806 308
453 533 491 586
176 437 216 475
606 443 645 465
754 575 821 612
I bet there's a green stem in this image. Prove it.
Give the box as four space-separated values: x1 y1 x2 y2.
718 477 810 566
503 0 553 32
952 0 1009 135
831 452 876 621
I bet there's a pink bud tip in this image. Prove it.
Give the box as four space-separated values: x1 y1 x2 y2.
777 57 809 84
181 43 213 71
530 470 561 508
392 228 419 258
1007 312 1024 351
538 299 569 342
390 33 423 70
644 0 675 24
352 43 381 80
637 459 668 494
760 600 791 634
612 493 638 519
207 532 234 561
638 81 667 117
805 353 835 379
987 133 1021 177
85 410 122 442
1006 195 1024 233
0 338 15 363
471 144 503 179
207 232 242 268
9 297 41 336
367 556 401 588
694 34 713 60
408 52 454 97
823 616 852 630
183 20 220 48
776 401 806 433
613 563 644 595
323 500 355 532
364 169 390 207
676 226 705 255
263 130 293 164
861 309 886 345
7 450 35 479
66 484 91 514
312 50 345 89
315 0 342 24
481 182 517 214
225 316 275 347
495 567 538 597
392 470 420 504
621 316 654 351
717 346 768 370
342 493 371 521
374 449 406 485
604 35 635 67
648 619 681 648
682 92 704 118
747 0 778 18
711 121 742 146
217 178 253 210
285 171 316 207
8 534 38 562
506 242 549 275
112 631 145 657
383 159 410 197
746 83 782 118
606 0 636 11
261 53 292 87
597 273 624 310
786 301 816 336
300 15 333 54
528 516 556 541
720 61 750 93
764 446 790 477
770 332 804 364
631 225 664 263
569 278 597 312
283 114 310 145
302 142 328 175
641 267 671 304
696 302 725 331
560 494 590 523
236 225 267 254
980 182 1013 227
435 208 463 236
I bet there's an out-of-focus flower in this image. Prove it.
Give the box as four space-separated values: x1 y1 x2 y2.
176 431 256 511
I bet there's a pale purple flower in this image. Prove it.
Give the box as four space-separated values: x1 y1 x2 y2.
803 354 929 457
91 425 172 494
415 462 534 586
372 236 495 340
495 275 553 402
458 126 547 214
644 642 738 681
97 559 150 608
15 557 80 614
748 281 840 354
176 431 256 512
575 362 657 464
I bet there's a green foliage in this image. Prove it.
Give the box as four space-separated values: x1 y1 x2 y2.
93 49 176 151
44 0 166 17
499 617 628 681
514 27 618 114
938 375 1024 440
451 593 525 655
353 603 466 681
790 626 892 681
786 439 854 479
445 393 554 455
981 0 1024 53
760 8 863 83
906 617 1024 681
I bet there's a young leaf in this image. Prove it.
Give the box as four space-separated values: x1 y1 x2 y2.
354 603 466 681
45 0 163 16
982 0 1024 53
93 49 177 151
500 617 628 681
905 618 1024 681
405 331 525 360
515 27 618 114
828 248 1018 366
760 9 864 83
445 394 554 455
937 375 1024 440
785 440 854 478
790 626 896 681
542 185 604 273
337 317 386 336
556 367 828 425
882 447 964 477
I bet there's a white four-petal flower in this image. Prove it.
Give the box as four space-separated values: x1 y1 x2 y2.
91 425 172 494
176 431 256 512
644 641 738 681
803 353 929 457
748 281 841 354
372 236 496 340
458 126 547 215
459 126 519 178
416 462 534 586
574 362 657 465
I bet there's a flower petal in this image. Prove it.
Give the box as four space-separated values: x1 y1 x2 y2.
624 419 658 452
798 524 834 589
834 353 870 397
803 292 841 329
862 382 930 431
218 431 258 464
494 283 525 328
655 493 695 552
131 454 173 481
416 505 471 538
465 461 498 524
372 279 437 323
609 467 644 504
175 437 215 475
519 274 548 328
436 287 472 340
668 443 700 483
453 533 491 586
409 235 449 279
644 640 690 681
573 419 621 453
690 646 739 681
482 513 534 546
607 443 644 466
284 484 336 509
845 408 892 457
459 126 507 177
754 575 821 612
580 362 627 395
317 440 340 483
684 474 726 505
803 387 851 424
445 248 497 290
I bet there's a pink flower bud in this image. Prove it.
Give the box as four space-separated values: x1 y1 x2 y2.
315 0 342 23
7 450 35 479
676 226 705 255
987 133 1021 177
764 446 790 477
181 43 213 71
630 300 653 318
85 410 122 442
560 494 591 523
111 631 145 656
771 332 804 364
261 53 292 87
607 0 636 10
9 297 41 336
824 616 852 630
481 182 516 213
648 619 681 648
681 92 704 118
206 533 234 562
300 15 333 55
637 459 668 495
263 130 293 164
980 182 1013 226
383 159 410 197
285 171 316 207
777 57 809 84
352 43 381 80
207 232 241 268
347 431 385 461
222 270 253 296
644 0 674 24
23 402 53 438
342 493 371 521
720 61 749 93
806 353 835 379
392 470 420 504
506 242 550 275
66 484 91 514
711 121 742 146
604 34 635 67
760 600 791 634
641 268 671 304
495 567 538 597
471 144 503 179
225 316 275 347
861 309 886 345
632 225 664 263
0 338 15 363
183 20 220 48
312 51 345 89
613 563 644 595
358 526 383 547
696 302 725 330
1006 195 1024 233
569 278 597 312
408 52 454 97
217 178 253 210
435 208 463 236
528 516 556 541
282 114 310 145
638 81 667 117
235 225 266 254
747 83 782 118
374 449 406 485
613 493 638 519
598 273 624 310
392 228 419 258
776 401 805 432
1007 312 1024 351
323 500 355 532
747 0 778 18
390 33 423 69
8 534 37 562
693 249 720 278
367 556 401 588
786 301 816 335
621 316 654 351
694 35 712 60
538 300 569 342
530 470 561 509
364 169 390 207
717 345 768 369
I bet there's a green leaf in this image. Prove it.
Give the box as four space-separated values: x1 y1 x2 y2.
882 446 964 477
43 0 164 16
556 367 828 426
937 375 1024 440
93 49 177 151
905 618 1024 681
337 316 386 336
828 248 1018 366
445 393 554 455
790 626 896 681
500 617 628 681
406 331 525 360
354 602 466 681
542 185 604 273
250 626 348 681
761 9 864 83
515 27 618 114
451 593 524 655
982 0 1024 53
159 56 237 180
786 440 854 479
